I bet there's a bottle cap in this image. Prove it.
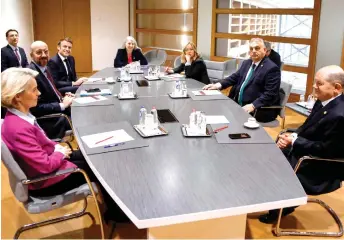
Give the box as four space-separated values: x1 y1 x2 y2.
192 108 196 112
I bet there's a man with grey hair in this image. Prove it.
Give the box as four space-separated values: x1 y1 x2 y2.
28 41 74 139
264 41 281 68
204 38 281 122
259 65 344 224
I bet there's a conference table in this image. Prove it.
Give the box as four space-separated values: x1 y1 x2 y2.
71 67 307 239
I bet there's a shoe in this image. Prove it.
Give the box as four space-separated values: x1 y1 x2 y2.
258 208 295 224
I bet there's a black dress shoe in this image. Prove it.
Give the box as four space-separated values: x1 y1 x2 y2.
259 208 295 224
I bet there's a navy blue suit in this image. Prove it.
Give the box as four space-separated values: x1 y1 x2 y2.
1 45 29 72
47 54 78 94
284 94 344 195
28 62 71 139
114 48 148 68
220 57 281 122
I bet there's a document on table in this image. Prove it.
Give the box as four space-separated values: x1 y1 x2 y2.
84 77 105 84
79 89 112 96
81 129 134 148
206 115 229 124
192 90 222 96
73 96 108 104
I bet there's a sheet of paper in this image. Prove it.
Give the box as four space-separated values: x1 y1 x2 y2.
206 115 229 124
73 96 107 104
80 89 112 96
192 90 222 96
85 77 104 83
81 129 134 148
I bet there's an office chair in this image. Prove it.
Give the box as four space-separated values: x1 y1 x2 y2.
1 140 105 239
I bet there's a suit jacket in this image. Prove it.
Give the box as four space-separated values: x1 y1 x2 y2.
268 49 281 69
47 54 77 88
114 48 148 68
1 111 76 190
173 58 210 84
288 94 344 195
28 62 63 117
220 57 281 122
1 45 29 72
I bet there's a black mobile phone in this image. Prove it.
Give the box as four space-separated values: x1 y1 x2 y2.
228 133 251 139
85 88 101 93
136 80 149 87
157 109 179 123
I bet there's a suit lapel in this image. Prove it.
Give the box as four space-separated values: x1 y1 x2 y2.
6 45 20 65
299 95 343 134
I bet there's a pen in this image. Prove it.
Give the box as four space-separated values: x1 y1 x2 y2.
104 142 125 148
214 125 228 133
95 136 113 144
158 126 167 134
91 96 99 100
199 91 206 95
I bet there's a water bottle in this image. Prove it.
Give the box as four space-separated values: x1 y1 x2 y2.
128 80 134 96
175 80 181 96
148 67 153 76
189 109 197 129
300 94 305 102
151 107 159 128
120 80 129 96
199 112 207 134
181 81 187 97
139 106 147 126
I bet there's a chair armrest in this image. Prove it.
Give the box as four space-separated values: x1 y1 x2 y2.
36 113 72 130
22 167 78 185
294 156 344 173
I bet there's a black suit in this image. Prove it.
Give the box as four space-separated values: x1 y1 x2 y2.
47 54 78 94
114 48 148 68
268 49 281 69
28 62 71 139
220 57 281 122
1 45 29 72
173 58 210 84
284 95 344 195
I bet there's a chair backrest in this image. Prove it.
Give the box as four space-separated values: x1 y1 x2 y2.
1 140 29 203
174 55 181 68
279 81 292 118
204 60 229 83
237 58 245 70
143 49 167 66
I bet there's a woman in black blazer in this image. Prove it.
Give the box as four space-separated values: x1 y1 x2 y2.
166 42 210 84
114 36 148 68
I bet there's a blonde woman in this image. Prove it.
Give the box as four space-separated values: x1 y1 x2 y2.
114 36 148 68
166 42 210 84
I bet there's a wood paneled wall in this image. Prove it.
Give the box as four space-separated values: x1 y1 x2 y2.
341 38 344 69
32 0 92 73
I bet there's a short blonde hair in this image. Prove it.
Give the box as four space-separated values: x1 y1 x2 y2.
1 68 39 108
122 36 139 49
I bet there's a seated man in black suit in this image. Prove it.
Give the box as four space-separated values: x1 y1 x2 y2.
29 41 75 139
264 41 281 69
47 37 86 94
259 65 344 224
203 38 281 122
1 29 29 72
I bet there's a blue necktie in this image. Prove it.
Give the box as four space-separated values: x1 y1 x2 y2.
238 64 256 106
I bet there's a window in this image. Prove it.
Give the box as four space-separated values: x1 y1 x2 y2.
211 0 321 96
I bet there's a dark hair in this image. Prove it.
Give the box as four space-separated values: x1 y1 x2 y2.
57 37 73 46
6 29 18 38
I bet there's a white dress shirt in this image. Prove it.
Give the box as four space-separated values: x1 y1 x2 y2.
58 53 69 75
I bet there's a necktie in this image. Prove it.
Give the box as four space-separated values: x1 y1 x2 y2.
64 59 73 81
238 64 256 106
44 69 63 100
14 48 21 65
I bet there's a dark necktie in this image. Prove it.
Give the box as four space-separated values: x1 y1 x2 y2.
14 48 21 64
64 59 73 81
238 64 256 106
44 69 63 100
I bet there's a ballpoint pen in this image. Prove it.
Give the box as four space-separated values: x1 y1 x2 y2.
214 125 228 133
104 142 125 148
95 136 113 144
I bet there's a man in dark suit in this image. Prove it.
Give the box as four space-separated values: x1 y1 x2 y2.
203 38 281 122
264 41 282 69
29 41 75 139
1 29 29 72
47 38 86 94
259 65 344 224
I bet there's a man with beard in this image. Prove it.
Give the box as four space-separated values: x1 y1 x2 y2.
28 41 74 139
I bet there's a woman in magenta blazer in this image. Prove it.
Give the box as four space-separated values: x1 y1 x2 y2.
1 67 129 222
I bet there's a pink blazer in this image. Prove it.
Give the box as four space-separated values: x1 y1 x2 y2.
1 112 76 190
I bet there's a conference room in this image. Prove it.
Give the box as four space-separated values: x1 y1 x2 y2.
1 0 344 239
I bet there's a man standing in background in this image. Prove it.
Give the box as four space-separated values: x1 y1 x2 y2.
264 41 282 69
1 29 29 72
